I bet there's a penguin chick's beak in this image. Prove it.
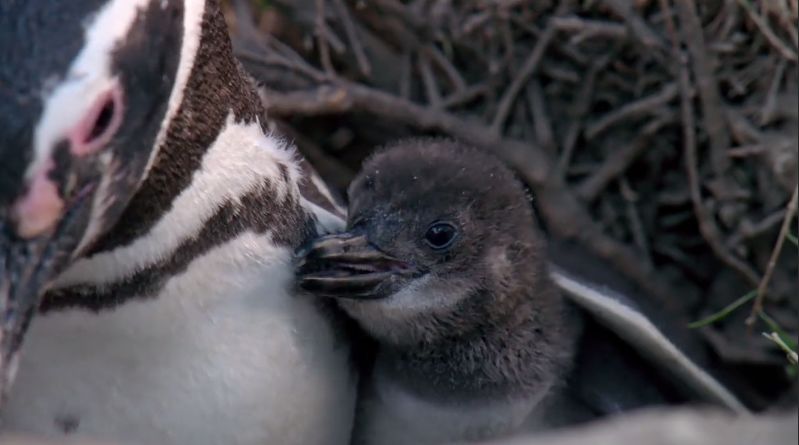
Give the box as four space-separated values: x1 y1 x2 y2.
296 233 420 299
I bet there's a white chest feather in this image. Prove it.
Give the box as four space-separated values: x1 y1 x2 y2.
356 373 546 445
2 232 356 445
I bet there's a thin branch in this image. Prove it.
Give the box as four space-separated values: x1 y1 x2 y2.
331 0 372 76
551 16 628 42
442 82 491 109
315 0 336 75
761 59 786 125
418 52 443 108
526 80 557 157
662 0 761 287
585 82 679 139
399 51 413 99
323 27 347 54
727 144 765 158
601 0 666 49
371 0 427 31
726 209 788 248
620 177 653 267
424 46 467 92
762 332 798 365
736 0 798 61
578 114 674 201
236 46 327 83
232 0 261 44
259 86 354 115
557 55 611 176
747 185 799 327
260 85 546 181
675 0 732 178
491 22 557 133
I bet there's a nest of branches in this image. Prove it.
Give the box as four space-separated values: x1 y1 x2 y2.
223 0 798 407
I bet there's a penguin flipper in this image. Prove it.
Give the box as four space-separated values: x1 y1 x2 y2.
550 266 747 413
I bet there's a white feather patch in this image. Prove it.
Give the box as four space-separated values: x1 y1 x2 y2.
31 0 154 180
57 115 299 287
309 173 346 216
301 197 345 234
4 231 355 445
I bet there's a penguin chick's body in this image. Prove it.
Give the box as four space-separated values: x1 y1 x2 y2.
297 139 585 445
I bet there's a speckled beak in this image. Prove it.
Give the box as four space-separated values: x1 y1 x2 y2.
296 233 419 299
0 182 94 401
0 229 52 400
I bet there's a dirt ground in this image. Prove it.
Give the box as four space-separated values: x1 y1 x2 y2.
222 0 798 410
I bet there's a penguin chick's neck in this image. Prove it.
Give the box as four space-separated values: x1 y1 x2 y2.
375 271 580 404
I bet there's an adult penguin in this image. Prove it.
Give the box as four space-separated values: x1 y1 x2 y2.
0 1 355 444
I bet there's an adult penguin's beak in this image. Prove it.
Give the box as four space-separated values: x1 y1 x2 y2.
0 153 99 401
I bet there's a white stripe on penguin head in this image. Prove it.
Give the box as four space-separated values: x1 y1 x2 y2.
74 0 208 254
32 0 156 179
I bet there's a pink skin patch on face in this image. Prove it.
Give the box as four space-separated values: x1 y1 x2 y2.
68 84 124 157
11 159 64 239
11 84 124 239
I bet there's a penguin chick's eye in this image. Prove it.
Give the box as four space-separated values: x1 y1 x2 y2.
423 222 459 251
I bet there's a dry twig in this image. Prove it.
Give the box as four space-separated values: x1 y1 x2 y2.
585 83 679 139
314 0 336 75
557 55 610 176
736 0 798 62
551 16 627 43
601 0 665 49
491 22 557 133
747 186 799 327
662 0 761 286
620 177 653 267
526 80 556 156
418 52 443 108
330 0 372 76
674 0 732 179
578 114 674 202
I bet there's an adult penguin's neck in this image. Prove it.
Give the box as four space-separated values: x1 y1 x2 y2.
90 1 268 255
40 1 315 311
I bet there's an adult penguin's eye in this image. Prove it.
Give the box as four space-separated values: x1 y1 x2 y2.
70 84 124 156
423 222 459 251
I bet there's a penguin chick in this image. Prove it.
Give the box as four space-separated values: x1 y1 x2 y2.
298 139 583 445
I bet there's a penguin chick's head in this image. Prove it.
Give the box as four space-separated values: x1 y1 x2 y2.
298 139 556 346
0 0 186 394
